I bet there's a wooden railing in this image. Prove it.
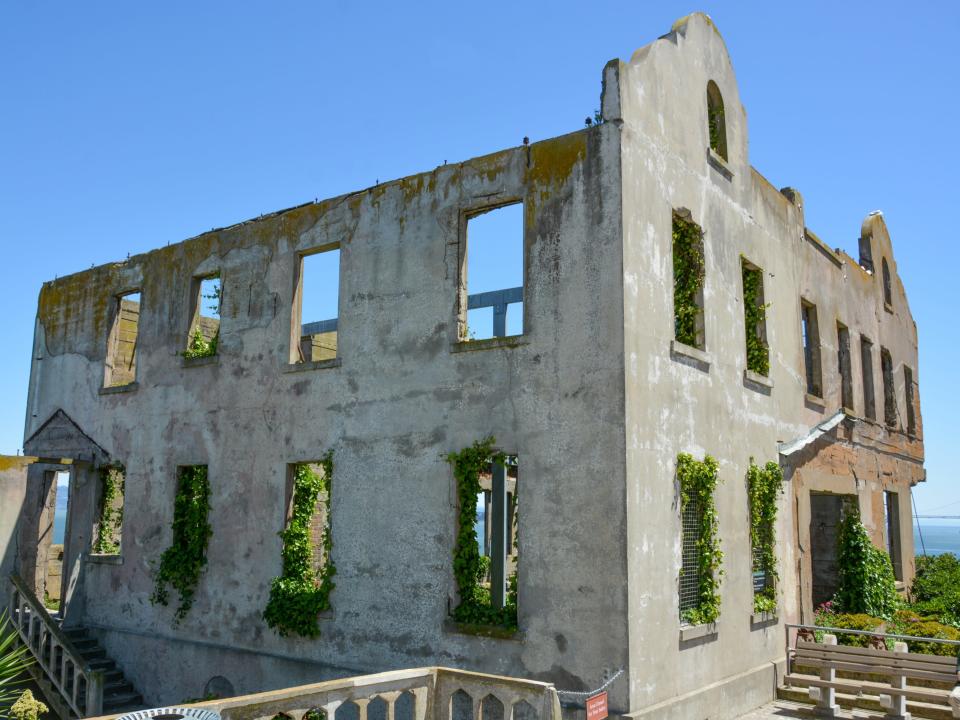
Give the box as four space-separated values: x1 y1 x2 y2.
89 666 561 720
8 574 104 718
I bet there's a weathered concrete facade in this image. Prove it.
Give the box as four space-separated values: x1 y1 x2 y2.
8 13 923 720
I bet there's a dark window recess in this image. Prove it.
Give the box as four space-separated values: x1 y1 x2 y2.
884 491 903 582
904 366 917 436
861 336 876 420
104 291 141 387
463 203 524 340
293 247 340 363
801 300 822 397
672 210 706 349
881 347 897 428
882 257 893 308
706 81 728 161
837 323 854 411
741 260 769 376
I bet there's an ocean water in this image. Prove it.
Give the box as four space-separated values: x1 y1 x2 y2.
915 519 960 557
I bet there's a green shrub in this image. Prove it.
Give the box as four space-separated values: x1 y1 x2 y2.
814 607 885 647
833 507 899 620
909 553 960 627
889 609 960 656
10 690 47 720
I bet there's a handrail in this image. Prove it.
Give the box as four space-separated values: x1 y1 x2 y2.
8 573 104 717
786 622 960 648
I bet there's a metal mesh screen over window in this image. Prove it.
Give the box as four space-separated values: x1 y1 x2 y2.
679 498 701 617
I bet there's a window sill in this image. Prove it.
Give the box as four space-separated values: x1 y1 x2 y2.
182 354 219 368
743 369 773 392
679 622 718 643
85 553 123 566
283 358 342 373
750 611 778 628
670 340 710 372
100 382 139 396
443 618 523 641
450 336 528 353
707 148 733 180
804 393 826 411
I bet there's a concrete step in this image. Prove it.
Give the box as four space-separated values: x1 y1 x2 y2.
778 684 952 720
103 691 144 711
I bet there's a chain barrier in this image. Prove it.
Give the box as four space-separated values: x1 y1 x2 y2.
556 668 623 706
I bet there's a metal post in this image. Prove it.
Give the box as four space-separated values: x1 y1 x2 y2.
493 303 507 338
490 462 507 609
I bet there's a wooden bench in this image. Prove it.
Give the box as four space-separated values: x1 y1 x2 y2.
786 633 960 719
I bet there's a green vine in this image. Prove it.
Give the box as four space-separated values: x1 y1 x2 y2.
445 437 518 630
741 262 770 376
151 465 213 622
708 106 724 158
747 460 782 613
834 504 899 620
678 453 722 625
672 212 706 348
264 453 336 637
93 466 124 555
183 327 219 358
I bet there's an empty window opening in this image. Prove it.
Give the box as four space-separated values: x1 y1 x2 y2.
884 491 903 581
292 247 340 363
474 456 519 612
837 323 854 411
672 210 706 349
800 300 822 397
861 336 876 420
904 366 917 436
706 81 728 161
92 466 125 555
36 469 71 609
185 274 221 359
741 259 769 376
286 462 332 578
104 291 141 387
462 203 524 340
882 257 893 308
881 347 897 428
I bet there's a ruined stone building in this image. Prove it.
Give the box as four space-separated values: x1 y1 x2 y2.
1 13 923 720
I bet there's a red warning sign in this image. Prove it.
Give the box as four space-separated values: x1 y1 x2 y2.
586 691 608 720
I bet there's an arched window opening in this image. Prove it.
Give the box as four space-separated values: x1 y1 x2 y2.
882 257 893 308
706 81 728 161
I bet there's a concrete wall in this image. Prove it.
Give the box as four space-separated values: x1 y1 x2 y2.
0 456 32 582
23 124 630 708
15 12 924 720
612 13 922 720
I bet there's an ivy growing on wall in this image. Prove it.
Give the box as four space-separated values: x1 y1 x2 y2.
92 466 124 555
741 262 770 376
672 212 706 349
747 460 783 614
834 504 900 620
445 437 518 630
678 453 722 625
183 327 218 359
264 452 336 638
151 465 212 622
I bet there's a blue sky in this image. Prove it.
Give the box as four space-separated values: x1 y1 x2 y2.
1 2 957 514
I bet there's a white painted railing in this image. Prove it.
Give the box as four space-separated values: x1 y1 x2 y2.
93 667 561 720
8 573 105 718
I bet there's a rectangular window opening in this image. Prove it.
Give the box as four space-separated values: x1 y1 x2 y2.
292 247 340 364
471 455 519 617
741 259 769 376
837 323 854 411
185 274 221 358
861 336 876 420
881 347 897 428
462 203 524 341
679 497 701 619
904 366 917 436
673 210 706 350
93 466 125 555
800 300 822 397
104 291 141 387
286 462 332 577
884 491 903 581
